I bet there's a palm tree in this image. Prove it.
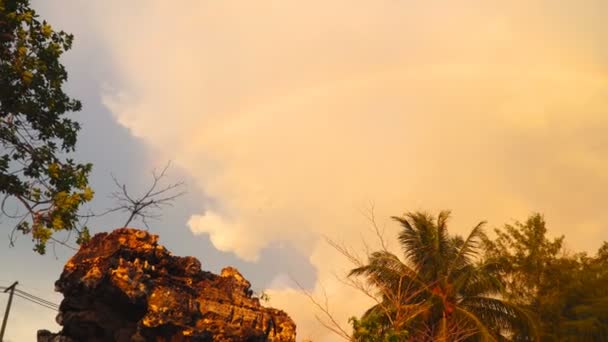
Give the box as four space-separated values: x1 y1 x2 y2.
349 211 537 341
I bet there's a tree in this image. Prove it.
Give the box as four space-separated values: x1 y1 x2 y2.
556 244 608 341
350 211 537 341
483 214 608 341
350 312 409 342
482 214 564 308
103 161 185 230
0 0 93 254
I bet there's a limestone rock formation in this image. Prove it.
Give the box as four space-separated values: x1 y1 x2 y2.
38 228 296 342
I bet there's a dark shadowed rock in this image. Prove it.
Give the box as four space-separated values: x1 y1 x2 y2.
38 228 296 342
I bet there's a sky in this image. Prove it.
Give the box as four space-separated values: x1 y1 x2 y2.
1 1 608 341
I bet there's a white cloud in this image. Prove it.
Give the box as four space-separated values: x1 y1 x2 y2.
83 1 608 340
188 211 261 262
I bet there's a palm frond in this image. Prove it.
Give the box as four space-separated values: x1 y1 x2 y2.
452 261 503 298
395 211 453 278
454 307 497 342
447 220 487 278
460 296 539 340
350 210 537 342
349 250 423 295
437 210 452 265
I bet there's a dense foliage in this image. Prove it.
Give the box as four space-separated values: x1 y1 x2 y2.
484 214 608 341
350 211 608 341
350 211 536 341
0 0 92 254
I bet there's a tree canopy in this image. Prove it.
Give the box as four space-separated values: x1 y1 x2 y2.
484 214 608 341
349 211 537 341
346 212 608 341
0 0 92 254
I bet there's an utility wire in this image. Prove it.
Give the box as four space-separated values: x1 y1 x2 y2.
14 289 59 308
0 286 59 307
12 293 58 311
0 286 59 311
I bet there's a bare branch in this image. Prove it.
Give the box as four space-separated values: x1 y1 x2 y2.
291 277 352 341
104 161 186 229
305 203 452 341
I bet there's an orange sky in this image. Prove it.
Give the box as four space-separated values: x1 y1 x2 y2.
90 2 608 340
3 1 608 341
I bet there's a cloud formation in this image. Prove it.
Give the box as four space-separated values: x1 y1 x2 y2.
90 1 608 340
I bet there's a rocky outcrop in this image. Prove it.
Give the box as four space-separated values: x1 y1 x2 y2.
38 228 296 342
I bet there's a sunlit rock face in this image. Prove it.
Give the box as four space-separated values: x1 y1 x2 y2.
37 228 296 342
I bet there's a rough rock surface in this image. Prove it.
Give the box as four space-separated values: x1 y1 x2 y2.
38 228 296 342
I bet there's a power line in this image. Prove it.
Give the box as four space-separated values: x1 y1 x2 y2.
1 282 60 340
12 293 58 311
0 286 59 311
14 289 58 308
0 286 59 307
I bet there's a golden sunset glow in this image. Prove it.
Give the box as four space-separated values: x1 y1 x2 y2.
2 1 608 341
